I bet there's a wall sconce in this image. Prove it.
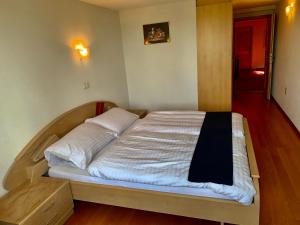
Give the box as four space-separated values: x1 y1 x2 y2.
74 43 90 60
286 2 295 16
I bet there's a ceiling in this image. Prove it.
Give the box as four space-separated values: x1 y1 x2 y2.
80 0 280 11
80 0 185 11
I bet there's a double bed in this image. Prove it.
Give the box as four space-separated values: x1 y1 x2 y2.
3 101 260 225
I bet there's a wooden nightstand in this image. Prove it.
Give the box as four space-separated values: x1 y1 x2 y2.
127 109 148 118
0 177 73 225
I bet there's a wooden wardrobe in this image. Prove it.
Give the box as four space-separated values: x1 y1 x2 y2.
197 0 233 112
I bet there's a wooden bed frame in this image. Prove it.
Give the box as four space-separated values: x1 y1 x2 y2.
3 101 260 225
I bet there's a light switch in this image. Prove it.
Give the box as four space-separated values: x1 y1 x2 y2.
83 81 90 90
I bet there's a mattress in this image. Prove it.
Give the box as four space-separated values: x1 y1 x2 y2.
49 165 233 201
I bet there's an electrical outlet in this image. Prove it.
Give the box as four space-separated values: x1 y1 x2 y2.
83 81 90 90
284 87 287 95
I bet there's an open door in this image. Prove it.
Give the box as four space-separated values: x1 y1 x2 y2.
266 13 276 100
233 6 276 100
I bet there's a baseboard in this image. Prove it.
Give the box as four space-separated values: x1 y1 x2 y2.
271 96 300 138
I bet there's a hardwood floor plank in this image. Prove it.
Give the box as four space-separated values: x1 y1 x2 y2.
65 92 300 225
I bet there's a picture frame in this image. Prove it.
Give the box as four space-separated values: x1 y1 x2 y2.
143 22 170 45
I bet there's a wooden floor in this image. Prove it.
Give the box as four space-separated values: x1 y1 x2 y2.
234 69 266 92
65 93 300 225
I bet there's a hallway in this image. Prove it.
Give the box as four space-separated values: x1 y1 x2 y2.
233 16 271 94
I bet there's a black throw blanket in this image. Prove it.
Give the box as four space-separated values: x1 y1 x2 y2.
188 112 233 185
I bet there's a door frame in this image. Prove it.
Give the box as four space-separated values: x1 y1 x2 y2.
233 5 276 100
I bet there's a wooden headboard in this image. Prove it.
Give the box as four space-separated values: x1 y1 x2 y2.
3 101 116 191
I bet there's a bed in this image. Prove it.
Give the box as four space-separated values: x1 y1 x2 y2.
3 101 260 225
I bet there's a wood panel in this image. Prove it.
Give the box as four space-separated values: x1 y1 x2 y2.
233 0 279 9
0 177 73 225
126 109 148 118
234 5 276 18
71 179 259 225
197 1 233 112
196 0 280 9
244 120 260 179
197 0 231 6
197 0 279 8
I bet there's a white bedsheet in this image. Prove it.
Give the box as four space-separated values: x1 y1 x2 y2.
88 111 256 205
49 165 232 201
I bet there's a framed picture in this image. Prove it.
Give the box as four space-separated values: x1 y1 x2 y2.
143 22 170 45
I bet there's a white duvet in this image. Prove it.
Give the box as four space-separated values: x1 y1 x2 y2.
88 111 256 205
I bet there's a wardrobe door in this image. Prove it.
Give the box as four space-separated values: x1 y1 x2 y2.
197 1 233 111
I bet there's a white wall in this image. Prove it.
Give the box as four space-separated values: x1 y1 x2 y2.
0 0 128 195
273 0 300 130
120 0 198 111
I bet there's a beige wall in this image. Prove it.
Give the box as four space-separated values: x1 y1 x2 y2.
120 0 198 111
273 0 300 130
0 0 129 195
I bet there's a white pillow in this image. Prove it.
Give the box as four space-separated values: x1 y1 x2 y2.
44 123 116 169
85 107 139 136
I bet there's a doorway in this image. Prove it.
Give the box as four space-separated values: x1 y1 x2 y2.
233 15 274 98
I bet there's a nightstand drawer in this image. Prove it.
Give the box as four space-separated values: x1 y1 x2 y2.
22 197 57 225
0 178 74 225
22 183 73 225
53 184 73 224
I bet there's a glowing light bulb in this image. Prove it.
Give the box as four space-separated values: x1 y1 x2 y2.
75 44 85 51
80 48 89 57
286 5 291 15
74 42 89 59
